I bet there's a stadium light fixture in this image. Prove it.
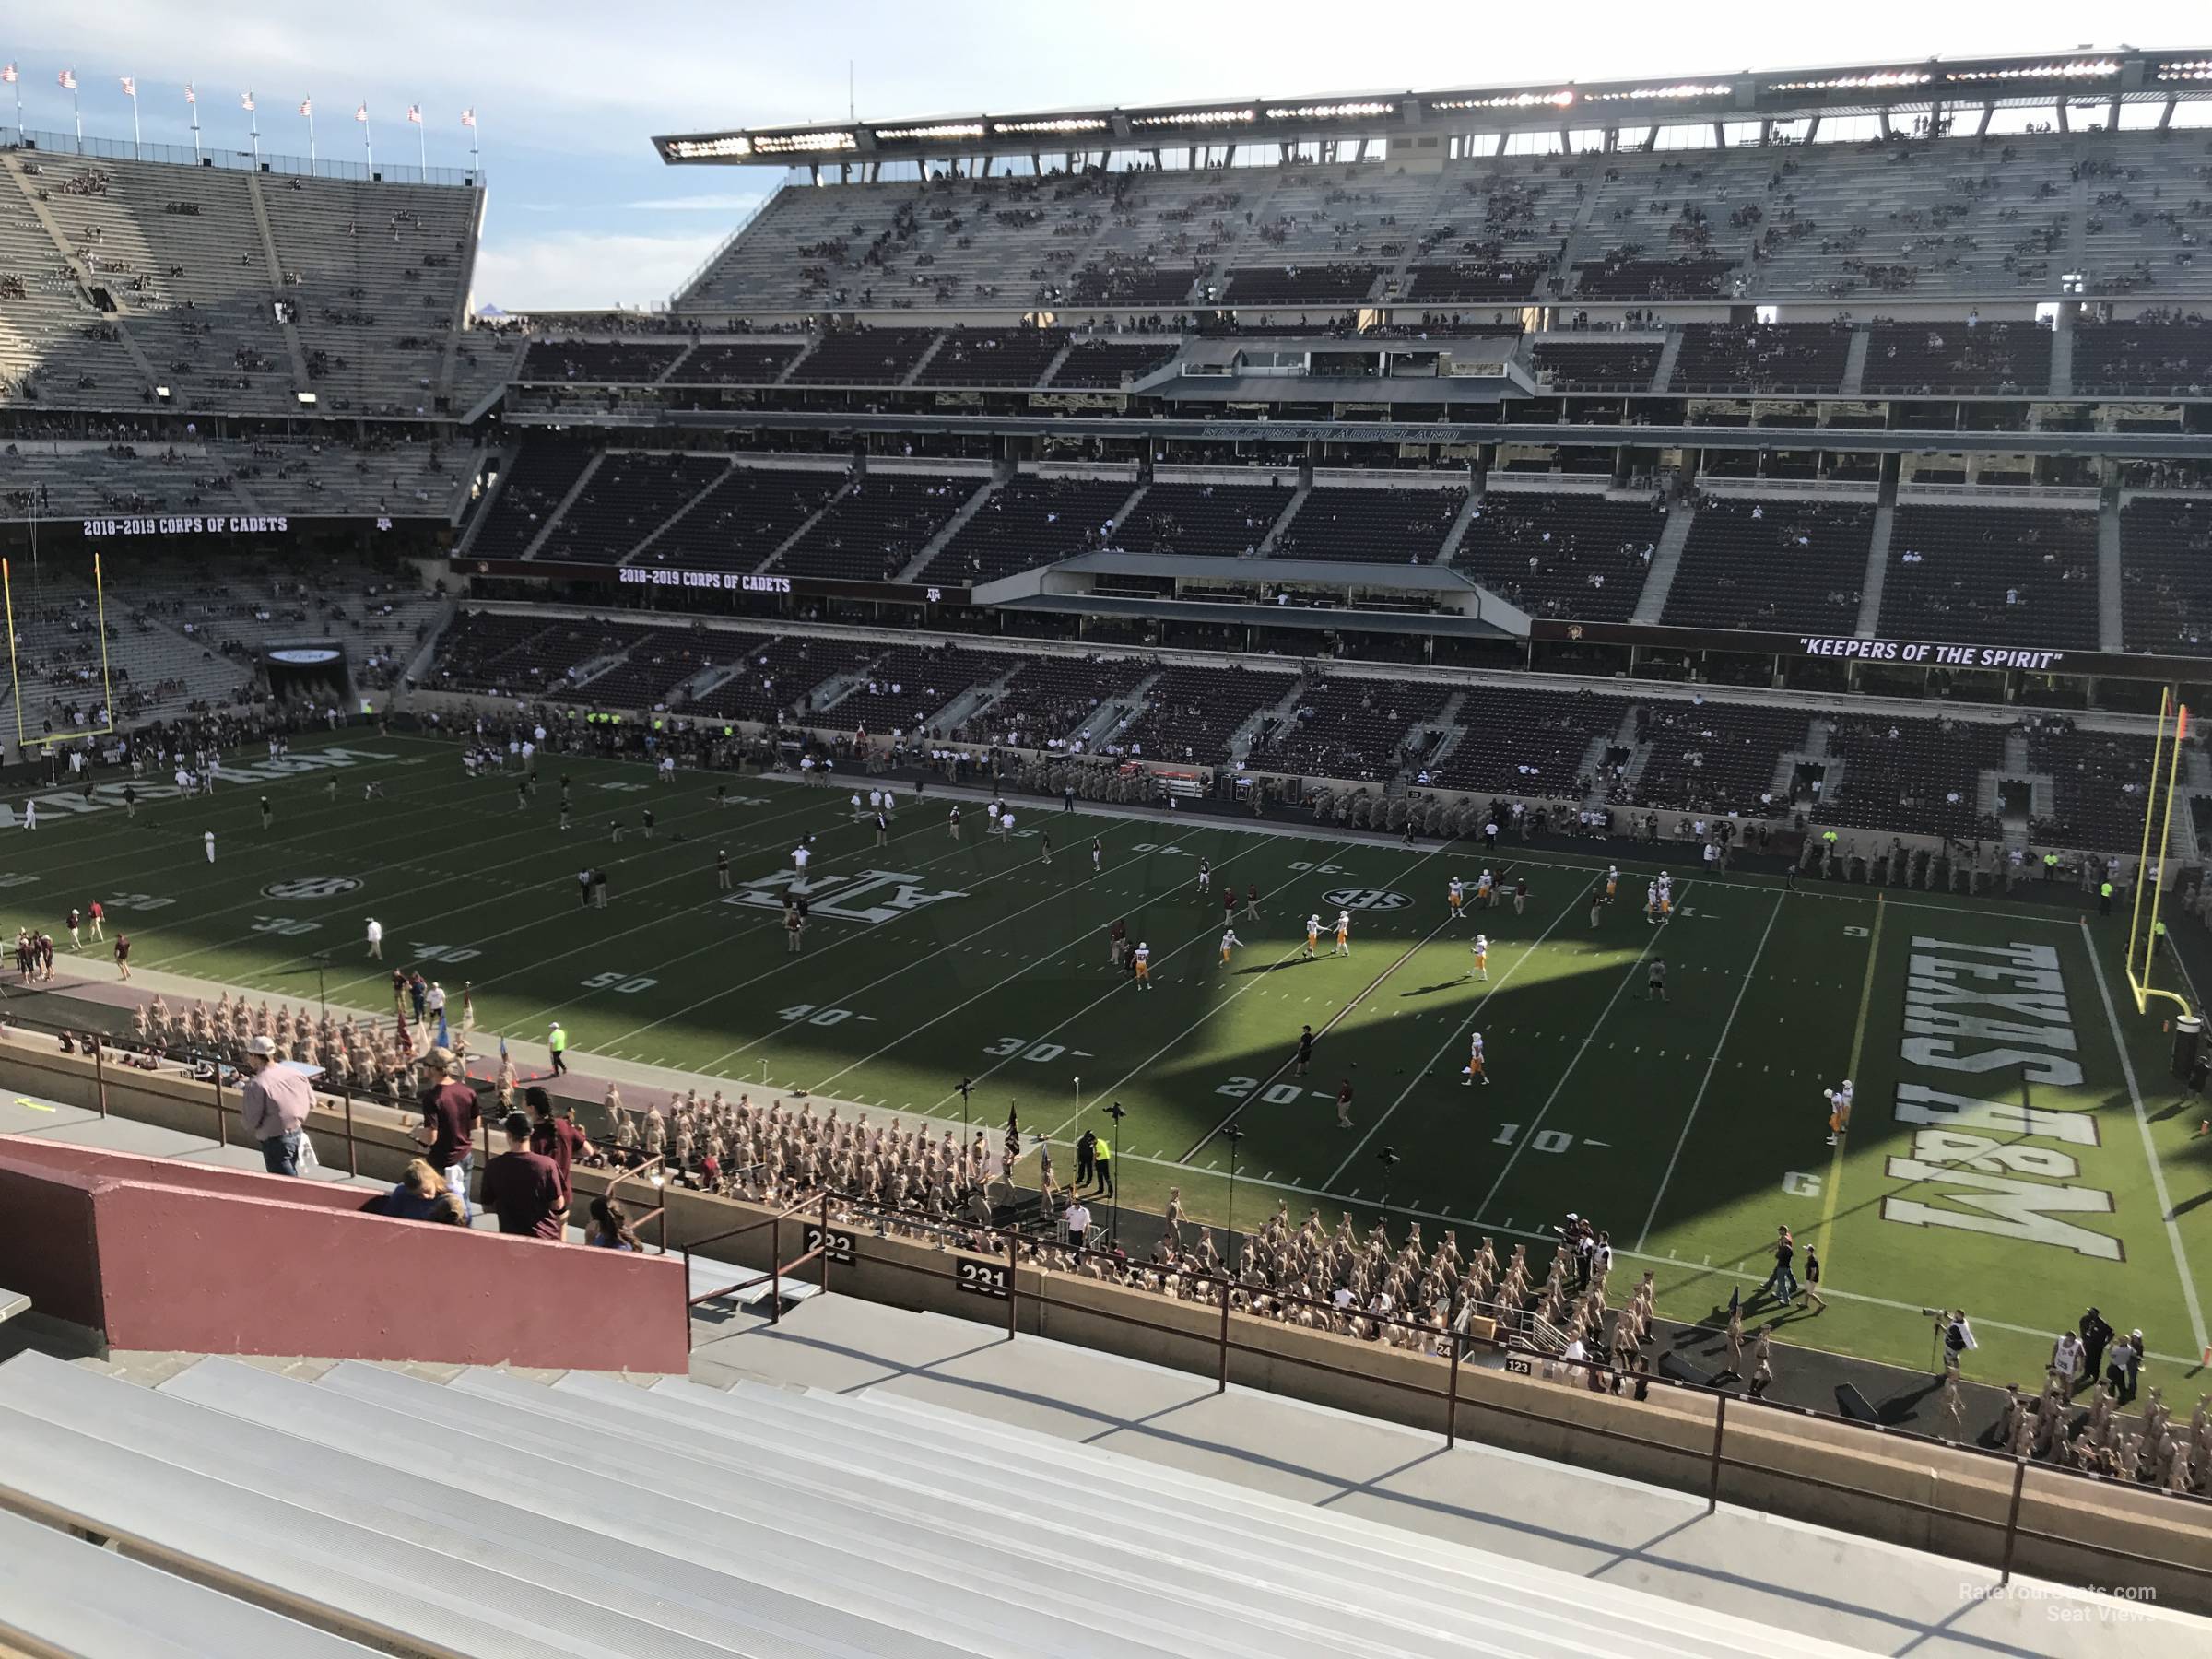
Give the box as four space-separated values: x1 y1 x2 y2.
991 116 1111 135
1944 60 2118 83
1430 89 1575 112
1588 83 1734 103
1131 107 1256 128
296 390 318 406
874 122 985 141
1263 100 1396 120
153 384 171 401
1767 70 1933 92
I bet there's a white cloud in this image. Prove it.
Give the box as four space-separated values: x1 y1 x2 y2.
471 228 724 312
624 193 767 213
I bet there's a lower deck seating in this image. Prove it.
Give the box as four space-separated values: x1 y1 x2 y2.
1272 487 1466 565
1823 715 2006 841
774 473 983 582
2026 723 2159 853
1660 499 1874 633
1627 702 1807 818
922 477 1133 584
1111 664 1295 762
1124 481 1290 558
1244 678 1453 781
1452 494 1664 622
1430 686 1625 796
1878 506 2100 649
2118 497 2212 656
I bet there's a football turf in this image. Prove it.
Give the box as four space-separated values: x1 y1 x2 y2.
18 731 2211 1389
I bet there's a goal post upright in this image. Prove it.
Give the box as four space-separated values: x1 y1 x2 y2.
1 557 20 754
2127 688 2192 1020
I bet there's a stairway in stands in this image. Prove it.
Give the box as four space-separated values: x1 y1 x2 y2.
0 1347 1861 1659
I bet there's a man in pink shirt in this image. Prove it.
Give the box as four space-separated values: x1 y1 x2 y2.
240 1035 314 1176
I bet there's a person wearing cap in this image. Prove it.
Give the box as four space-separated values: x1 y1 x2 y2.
240 1033 314 1177
480 1111 566 1241
547 1021 569 1076
412 1047 480 1204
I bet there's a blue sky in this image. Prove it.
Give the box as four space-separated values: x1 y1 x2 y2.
4 2 2177 310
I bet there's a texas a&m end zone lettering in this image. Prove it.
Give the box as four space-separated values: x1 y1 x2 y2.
1879 936 2118 1260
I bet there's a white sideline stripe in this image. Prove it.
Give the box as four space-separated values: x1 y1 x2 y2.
1469 884 1688 1224
1634 887 1783 1252
1323 877 1588 1192
2080 918 2210 1356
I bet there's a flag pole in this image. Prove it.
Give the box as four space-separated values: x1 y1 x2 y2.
360 104 372 173
467 108 479 174
303 100 316 171
124 79 140 157
186 85 201 162
3 65 19 147
244 91 259 161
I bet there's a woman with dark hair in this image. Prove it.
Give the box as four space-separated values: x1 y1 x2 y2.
585 1194 640 1251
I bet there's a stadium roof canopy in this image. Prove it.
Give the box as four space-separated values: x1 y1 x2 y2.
656 45 2212 170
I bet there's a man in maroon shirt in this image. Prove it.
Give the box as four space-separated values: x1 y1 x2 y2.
481 1111 566 1240
525 1086 587 1213
413 1049 480 1212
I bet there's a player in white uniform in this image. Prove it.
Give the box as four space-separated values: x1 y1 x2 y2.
1469 933 1488 981
1824 1077 1854 1146
1090 838 1102 876
1196 858 1212 900
1303 914 1322 959
204 830 216 863
1476 869 1493 906
1463 1030 1489 1087
1645 881 1660 924
1218 927 1241 966
1334 910 1352 957
1132 942 1153 989
1447 877 1465 921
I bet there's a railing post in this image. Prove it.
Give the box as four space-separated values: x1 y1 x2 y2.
770 1212 782 1326
342 1085 358 1179
1446 1334 1462 1449
1006 1226 1019 1341
1999 1455 2029 1584
684 1242 696 1352
1217 1278 1231 1394
93 1040 107 1119
1707 1392 1727 1513
819 1192 831 1299
658 1205 668 1256
212 1062 227 1148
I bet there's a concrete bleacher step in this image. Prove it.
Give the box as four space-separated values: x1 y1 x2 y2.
2097 496 2124 652
1627 499 1694 624
621 455 738 565
243 173 314 394
0 1351 735 1659
0 1504 379 1659
1434 485 1486 566
1650 328 1683 394
897 475 1001 582
515 452 606 563
1255 482 1308 556
1854 502 1895 636
1840 328 1870 396
2050 314 2076 400
761 478 855 575
175 1359 1149 1659
898 332 949 388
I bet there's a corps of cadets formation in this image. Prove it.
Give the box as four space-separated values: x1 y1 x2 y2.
1993 1371 2212 1497
127 992 446 1096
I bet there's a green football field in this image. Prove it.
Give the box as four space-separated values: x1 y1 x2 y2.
17 731 2212 1386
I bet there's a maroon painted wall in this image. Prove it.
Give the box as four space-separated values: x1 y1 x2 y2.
0 1138 688 1371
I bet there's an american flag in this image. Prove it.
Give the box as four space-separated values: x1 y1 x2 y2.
460 108 476 128
241 91 255 112
1 65 18 86
183 84 195 105
406 103 421 124
56 69 76 91
119 76 135 98
354 102 367 122
298 98 312 117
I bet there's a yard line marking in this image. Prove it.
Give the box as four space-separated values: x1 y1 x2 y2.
802 832 1285 1096
1816 891 1883 1270
2081 917 2209 1356
1324 880 1588 1192
1474 887 1687 1230
1180 862 1513 1163
1050 841 1453 1147
1633 884 1774 1251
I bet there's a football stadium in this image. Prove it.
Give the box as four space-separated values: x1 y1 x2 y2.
3 26 2212 1654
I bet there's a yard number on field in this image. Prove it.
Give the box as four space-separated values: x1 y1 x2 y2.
1217 1074 1332 1107
778 1004 875 1027
1492 1123 1575 1154
985 1034 1091 1063
411 942 480 963
582 971 659 994
107 891 172 912
251 915 321 936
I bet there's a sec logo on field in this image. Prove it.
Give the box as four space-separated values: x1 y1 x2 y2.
260 876 363 900
1323 887 1410 912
